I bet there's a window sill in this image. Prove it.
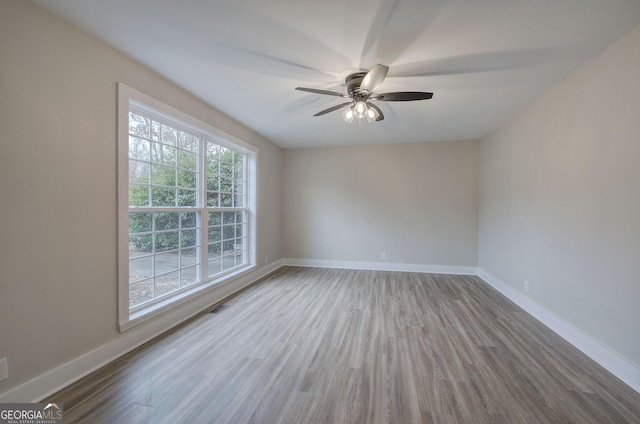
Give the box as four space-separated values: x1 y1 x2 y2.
119 264 255 332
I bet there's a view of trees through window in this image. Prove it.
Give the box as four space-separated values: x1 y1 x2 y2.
127 110 248 309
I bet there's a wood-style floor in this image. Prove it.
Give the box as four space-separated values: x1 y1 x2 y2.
47 267 640 423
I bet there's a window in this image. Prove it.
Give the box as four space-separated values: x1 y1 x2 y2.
117 83 256 331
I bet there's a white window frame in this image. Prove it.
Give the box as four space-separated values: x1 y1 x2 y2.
117 83 257 331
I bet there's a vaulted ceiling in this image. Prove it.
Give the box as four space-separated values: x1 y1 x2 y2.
32 0 640 148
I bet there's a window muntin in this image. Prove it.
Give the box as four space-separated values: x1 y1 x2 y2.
128 112 199 209
128 211 201 308
207 210 247 277
118 84 256 330
127 109 251 310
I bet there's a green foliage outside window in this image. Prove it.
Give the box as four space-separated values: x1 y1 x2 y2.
127 112 243 254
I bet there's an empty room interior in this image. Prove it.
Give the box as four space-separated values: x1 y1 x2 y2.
1 0 640 422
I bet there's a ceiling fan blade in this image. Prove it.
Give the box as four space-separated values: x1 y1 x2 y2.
296 87 348 98
390 47 588 79
359 0 445 69
374 91 433 101
360 64 389 94
367 102 384 121
313 102 353 116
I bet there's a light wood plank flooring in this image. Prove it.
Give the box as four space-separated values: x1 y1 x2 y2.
47 267 640 423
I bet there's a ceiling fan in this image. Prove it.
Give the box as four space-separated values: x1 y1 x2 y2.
295 64 433 123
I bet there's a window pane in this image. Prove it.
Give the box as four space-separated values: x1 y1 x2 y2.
155 212 179 230
129 212 152 233
155 272 180 297
151 164 176 186
207 159 219 176
208 211 222 225
233 239 244 252
180 212 197 228
222 225 234 240
222 254 236 272
220 193 233 207
130 256 153 282
129 185 150 207
206 142 219 160
129 160 149 184
234 169 244 184
177 170 197 189
178 150 197 171
208 242 222 258
161 126 177 146
129 234 153 255
151 187 176 206
181 229 197 248
234 194 244 207
155 231 179 252
208 258 222 277
130 279 154 307
223 240 234 252
129 137 150 161
207 191 219 207
220 162 233 180
181 266 198 286
178 131 198 152
220 178 233 193
151 121 161 141
151 143 176 166
156 251 180 274
178 189 196 207
181 248 198 267
129 113 150 137
223 211 235 225
208 226 222 242
207 175 218 191
234 176 244 193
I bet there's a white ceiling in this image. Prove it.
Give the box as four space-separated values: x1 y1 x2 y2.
33 0 640 148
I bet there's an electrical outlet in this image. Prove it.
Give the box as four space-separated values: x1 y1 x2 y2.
524 280 529 293
380 252 386 261
0 357 8 382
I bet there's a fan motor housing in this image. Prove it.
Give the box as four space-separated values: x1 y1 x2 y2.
345 72 367 98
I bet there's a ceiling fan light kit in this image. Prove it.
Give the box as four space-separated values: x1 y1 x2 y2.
340 101 381 123
341 107 355 123
296 64 433 123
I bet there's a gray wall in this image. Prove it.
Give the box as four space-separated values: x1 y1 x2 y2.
283 141 479 267
478 24 640 367
0 0 282 397
2 0 638 402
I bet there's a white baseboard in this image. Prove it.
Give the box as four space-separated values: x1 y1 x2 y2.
282 258 478 275
4 260 636 402
478 268 640 394
0 259 284 403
